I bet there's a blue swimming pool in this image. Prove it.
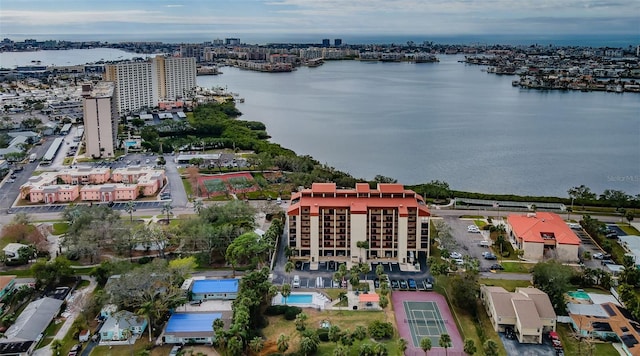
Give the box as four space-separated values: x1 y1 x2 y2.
283 294 313 304
568 290 590 300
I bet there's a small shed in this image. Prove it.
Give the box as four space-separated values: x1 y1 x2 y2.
79 329 90 342
358 292 380 309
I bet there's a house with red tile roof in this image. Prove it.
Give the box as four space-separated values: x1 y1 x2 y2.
506 212 581 262
287 183 430 268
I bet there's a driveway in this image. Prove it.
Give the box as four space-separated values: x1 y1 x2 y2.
499 332 558 356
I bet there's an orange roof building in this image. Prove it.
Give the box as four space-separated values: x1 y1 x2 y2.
507 212 581 262
287 183 430 267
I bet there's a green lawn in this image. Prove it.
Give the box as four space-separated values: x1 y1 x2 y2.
479 278 532 291
52 222 69 235
435 275 507 355
500 261 532 273
181 178 192 197
474 219 487 228
616 223 640 235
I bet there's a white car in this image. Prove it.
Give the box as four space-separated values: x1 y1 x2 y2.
454 258 465 265
450 252 462 259
467 225 481 233
592 252 604 260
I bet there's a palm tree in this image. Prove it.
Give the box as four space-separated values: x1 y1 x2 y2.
161 201 173 222
295 312 308 331
420 337 432 355
356 240 369 262
193 198 203 214
439 333 452 356
277 334 290 354
285 260 294 283
137 301 154 342
333 344 349 356
398 338 409 354
124 201 136 222
375 264 384 279
281 283 291 305
249 336 264 354
483 339 499 356
300 335 319 356
360 262 371 281
463 338 477 355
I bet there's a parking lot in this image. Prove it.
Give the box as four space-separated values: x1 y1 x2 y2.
499 332 559 356
442 216 497 271
8 200 170 214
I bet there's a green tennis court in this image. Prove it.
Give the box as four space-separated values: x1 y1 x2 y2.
403 301 449 347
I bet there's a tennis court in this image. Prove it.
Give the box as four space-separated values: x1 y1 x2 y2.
403 301 449 346
392 291 462 355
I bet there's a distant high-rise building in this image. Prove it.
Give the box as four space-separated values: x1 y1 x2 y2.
180 44 205 62
322 39 331 47
213 38 224 46
82 82 118 158
104 56 196 114
225 38 241 45
334 39 342 47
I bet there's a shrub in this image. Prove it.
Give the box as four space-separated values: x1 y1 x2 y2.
284 306 302 320
316 329 329 342
137 256 152 264
264 305 287 316
368 320 394 340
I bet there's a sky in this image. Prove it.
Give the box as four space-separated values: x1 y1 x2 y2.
1 0 639 43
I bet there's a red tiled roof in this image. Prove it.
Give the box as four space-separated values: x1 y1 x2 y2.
508 212 580 245
359 293 380 303
287 183 430 217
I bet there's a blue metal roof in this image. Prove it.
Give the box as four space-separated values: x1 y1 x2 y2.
165 313 221 333
192 279 239 294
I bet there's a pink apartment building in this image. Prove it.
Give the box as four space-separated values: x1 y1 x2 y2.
20 167 165 204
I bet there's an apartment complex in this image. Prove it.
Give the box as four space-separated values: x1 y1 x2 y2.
104 56 196 114
20 166 165 204
287 183 431 266
506 212 581 262
82 82 118 158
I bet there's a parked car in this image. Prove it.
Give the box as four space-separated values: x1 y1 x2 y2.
6 179 14 183
424 278 434 290
453 258 465 265
407 278 417 290
292 275 301 288
482 252 497 260
467 225 481 233
601 259 615 266
490 264 504 270
169 346 182 356
374 278 380 289
68 344 82 356
450 251 462 259
390 279 400 289
399 279 408 289
479 240 491 247
592 252 604 259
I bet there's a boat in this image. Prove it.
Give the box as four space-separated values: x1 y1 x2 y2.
512 80 520 87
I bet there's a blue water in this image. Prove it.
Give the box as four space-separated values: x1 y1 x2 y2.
199 56 640 197
568 291 590 300
284 294 313 304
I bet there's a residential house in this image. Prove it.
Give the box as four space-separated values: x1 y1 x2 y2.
568 302 640 355
0 297 63 355
99 310 147 344
163 312 229 345
480 285 556 344
190 279 239 301
2 243 28 262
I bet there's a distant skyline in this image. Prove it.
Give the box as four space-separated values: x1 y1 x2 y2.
1 0 638 44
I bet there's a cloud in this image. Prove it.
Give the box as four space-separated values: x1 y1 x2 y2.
164 4 184 8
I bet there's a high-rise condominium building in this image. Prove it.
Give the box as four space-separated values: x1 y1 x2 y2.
104 56 196 114
287 183 431 268
82 82 117 158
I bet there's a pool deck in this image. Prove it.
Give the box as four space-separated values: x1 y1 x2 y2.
272 292 330 310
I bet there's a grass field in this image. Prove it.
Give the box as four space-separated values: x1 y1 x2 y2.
500 261 533 273
435 275 507 356
52 222 70 235
261 309 398 356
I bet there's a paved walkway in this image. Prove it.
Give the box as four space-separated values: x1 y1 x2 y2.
33 276 97 356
